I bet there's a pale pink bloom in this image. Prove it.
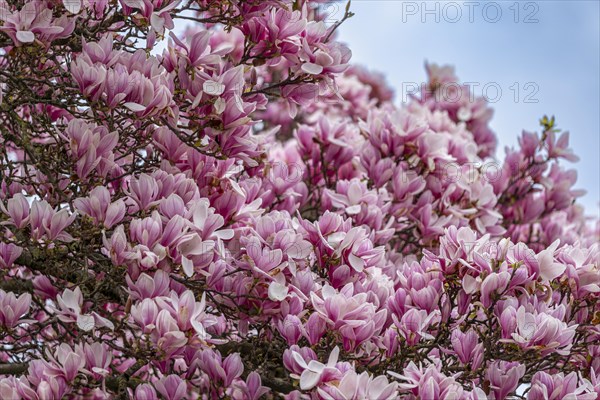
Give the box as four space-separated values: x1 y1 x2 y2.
134 384 158 400
277 315 303 345
388 362 464 399
291 346 340 390
153 309 187 357
0 290 32 328
62 119 118 179
80 342 112 378
311 284 387 350
130 298 159 333
0 377 20 400
450 329 484 369
545 130 579 162
195 349 243 387
74 186 125 228
393 308 439 346
0 1 75 46
155 291 217 341
501 305 577 356
29 199 77 242
14 369 68 400
318 370 398 400
0 193 30 228
126 270 170 300
480 271 511 308
486 360 525 400
154 375 187 400
55 287 114 331
528 371 597 400
45 343 86 382
127 174 160 211
537 239 567 282
304 312 327 346
243 372 270 400
102 225 129 266
0 242 22 269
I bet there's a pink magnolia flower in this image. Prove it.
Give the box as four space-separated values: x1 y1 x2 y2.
45 343 86 382
291 346 341 391
388 362 465 399
195 349 244 387
545 130 579 162
242 372 270 400
134 384 158 400
318 370 398 400
0 290 32 328
311 284 387 351
80 342 112 379
130 298 159 334
126 270 170 300
486 361 525 400
528 371 596 400
55 287 114 331
304 312 327 346
0 1 598 398
393 308 439 346
500 305 577 356
450 329 484 369
0 193 30 228
0 242 22 269
480 271 511 308
0 1 75 46
29 199 77 242
154 375 187 400
277 314 303 345
61 119 118 179
74 186 125 228
537 239 567 282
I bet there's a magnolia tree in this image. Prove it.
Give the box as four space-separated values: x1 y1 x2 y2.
0 0 598 399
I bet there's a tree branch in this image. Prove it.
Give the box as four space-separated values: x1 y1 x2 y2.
0 363 28 375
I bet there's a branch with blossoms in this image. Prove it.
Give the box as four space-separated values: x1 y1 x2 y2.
1 0 599 399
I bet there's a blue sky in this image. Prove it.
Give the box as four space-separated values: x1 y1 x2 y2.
336 0 600 215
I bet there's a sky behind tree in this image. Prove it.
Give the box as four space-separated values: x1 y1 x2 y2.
338 0 600 215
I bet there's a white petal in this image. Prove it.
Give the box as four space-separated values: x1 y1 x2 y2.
537 239 565 281
301 63 324 75
287 241 312 259
214 229 234 240
150 13 164 33
268 282 288 302
327 232 345 248
540 262 566 282
62 0 81 14
300 369 321 390
203 80 225 96
120 0 143 7
92 312 115 330
348 253 365 272
307 360 326 373
291 352 308 369
345 204 361 215
229 179 245 197
462 274 479 294
182 256 194 277
123 102 146 112
77 314 95 331
16 31 35 43
347 182 363 204
214 97 226 114
327 346 340 366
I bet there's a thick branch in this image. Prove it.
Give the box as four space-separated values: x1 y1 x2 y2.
0 363 28 375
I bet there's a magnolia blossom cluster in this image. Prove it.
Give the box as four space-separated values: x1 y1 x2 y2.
1 0 599 399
